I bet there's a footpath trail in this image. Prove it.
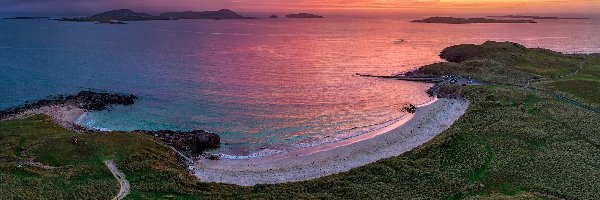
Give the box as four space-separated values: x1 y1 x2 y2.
104 160 130 200
568 57 591 77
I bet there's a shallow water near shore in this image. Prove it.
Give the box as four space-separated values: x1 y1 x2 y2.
1 16 599 158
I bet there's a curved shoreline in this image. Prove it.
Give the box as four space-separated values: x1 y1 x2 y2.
195 98 469 186
217 97 438 160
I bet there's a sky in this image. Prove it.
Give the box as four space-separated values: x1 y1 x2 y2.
0 0 599 15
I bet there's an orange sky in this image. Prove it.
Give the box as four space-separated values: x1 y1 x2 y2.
227 0 600 13
1 0 599 15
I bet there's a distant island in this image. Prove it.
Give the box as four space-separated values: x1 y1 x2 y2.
285 13 324 18
57 9 252 23
2 16 49 20
488 15 588 19
411 17 537 24
159 9 249 19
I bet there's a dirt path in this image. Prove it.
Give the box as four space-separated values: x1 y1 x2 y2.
562 57 590 78
104 160 130 200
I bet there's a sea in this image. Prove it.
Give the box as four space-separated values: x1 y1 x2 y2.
1 15 598 158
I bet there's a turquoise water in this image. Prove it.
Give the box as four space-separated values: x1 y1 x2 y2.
1 16 598 157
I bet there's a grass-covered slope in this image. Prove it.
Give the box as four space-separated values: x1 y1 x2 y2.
0 115 198 199
1 41 599 199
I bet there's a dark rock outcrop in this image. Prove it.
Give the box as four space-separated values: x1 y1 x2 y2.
138 130 220 156
68 91 137 110
269 15 278 19
401 104 417 114
0 91 136 120
411 17 536 24
286 13 324 18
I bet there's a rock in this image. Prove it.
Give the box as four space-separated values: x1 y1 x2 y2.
193 130 220 150
138 130 221 157
269 15 278 19
206 154 221 160
0 91 137 120
401 104 417 114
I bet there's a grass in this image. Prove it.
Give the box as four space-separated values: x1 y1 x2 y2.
1 41 599 199
0 115 194 199
547 80 600 105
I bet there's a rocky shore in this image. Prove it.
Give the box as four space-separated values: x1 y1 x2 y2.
0 91 136 120
136 130 220 158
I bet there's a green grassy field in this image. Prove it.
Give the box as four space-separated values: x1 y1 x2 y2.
1 41 599 199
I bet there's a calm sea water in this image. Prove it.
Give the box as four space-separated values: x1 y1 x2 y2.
1 16 598 158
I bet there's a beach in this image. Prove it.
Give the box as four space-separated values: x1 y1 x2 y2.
1 92 471 187
3 104 87 132
195 98 469 186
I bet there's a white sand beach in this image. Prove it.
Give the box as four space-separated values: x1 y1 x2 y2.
195 98 469 186
5 104 87 132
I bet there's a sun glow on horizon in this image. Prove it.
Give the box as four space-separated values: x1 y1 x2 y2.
0 0 598 15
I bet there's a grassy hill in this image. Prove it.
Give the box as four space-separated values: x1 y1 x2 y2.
1 41 599 199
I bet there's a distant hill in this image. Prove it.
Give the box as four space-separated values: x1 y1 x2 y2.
57 8 251 23
412 17 537 24
89 9 155 20
285 13 324 18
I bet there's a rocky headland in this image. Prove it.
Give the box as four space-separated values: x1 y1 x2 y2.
0 91 137 120
412 17 537 24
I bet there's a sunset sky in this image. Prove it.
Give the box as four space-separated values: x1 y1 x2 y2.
1 0 599 15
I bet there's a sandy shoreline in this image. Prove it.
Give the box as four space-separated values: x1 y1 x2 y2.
195 98 469 186
3 104 88 132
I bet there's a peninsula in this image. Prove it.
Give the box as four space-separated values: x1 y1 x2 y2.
412 17 537 24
